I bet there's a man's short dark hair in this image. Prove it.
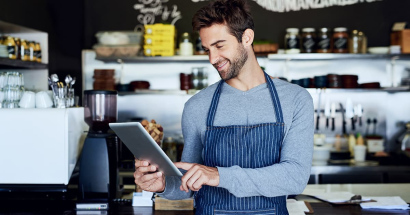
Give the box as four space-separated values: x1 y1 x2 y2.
192 0 254 42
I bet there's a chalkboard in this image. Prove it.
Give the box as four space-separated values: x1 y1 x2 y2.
83 0 410 49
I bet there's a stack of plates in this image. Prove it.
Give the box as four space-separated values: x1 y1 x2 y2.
0 45 8 58
341 75 359 88
327 74 342 88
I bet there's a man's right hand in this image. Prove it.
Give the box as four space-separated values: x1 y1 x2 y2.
134 158 165 192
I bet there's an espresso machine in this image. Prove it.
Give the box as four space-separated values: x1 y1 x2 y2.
78 90 122 201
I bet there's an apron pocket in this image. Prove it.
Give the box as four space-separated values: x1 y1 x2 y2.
214 208 276 215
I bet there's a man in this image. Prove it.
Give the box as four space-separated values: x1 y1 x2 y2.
134 0 314 214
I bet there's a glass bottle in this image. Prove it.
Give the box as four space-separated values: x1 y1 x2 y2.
179 32 193 56
285 28 300 54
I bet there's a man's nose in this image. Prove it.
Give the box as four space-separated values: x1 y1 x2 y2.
209 50 219 65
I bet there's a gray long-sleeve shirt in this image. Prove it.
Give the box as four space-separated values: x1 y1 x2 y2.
159 78 314 200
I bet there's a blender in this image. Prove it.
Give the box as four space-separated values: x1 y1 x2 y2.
78 90 122 201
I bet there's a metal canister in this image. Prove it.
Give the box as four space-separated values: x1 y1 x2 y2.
20 39 29 61
34 42 42 63
3 36 17 59
28 41 36 62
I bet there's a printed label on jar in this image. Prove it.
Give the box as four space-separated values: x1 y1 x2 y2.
24 49 30 56
302 38 316 52
286 38 299 49
7 46 16 54
334 38 348 50
35 51 42 59
317 38 330 50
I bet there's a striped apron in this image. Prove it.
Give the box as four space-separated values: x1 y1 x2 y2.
195 72 288 215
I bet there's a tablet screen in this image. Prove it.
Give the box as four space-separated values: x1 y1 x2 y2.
109 122 182 177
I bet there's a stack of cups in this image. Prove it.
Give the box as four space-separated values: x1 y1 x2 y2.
18 91 53 109
0 72 24 108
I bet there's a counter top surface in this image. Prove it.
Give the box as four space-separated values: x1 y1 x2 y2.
0 184 409 215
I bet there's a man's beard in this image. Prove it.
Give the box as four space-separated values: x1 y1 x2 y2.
214 44 248 81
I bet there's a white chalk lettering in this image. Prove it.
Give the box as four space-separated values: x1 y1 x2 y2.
134 0 181 25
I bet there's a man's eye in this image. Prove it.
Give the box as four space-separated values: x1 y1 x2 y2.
216 46 223 49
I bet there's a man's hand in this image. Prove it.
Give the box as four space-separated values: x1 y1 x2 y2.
134 158 165 192
175 162 219 192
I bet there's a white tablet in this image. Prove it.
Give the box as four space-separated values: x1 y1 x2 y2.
109 122 183 177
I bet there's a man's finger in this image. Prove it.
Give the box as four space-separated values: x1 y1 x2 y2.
135 159 149 167
175 162 194 170
186 170 202 191
140 172 163 183
137 165 157 173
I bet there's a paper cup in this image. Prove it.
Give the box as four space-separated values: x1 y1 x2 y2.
354 145 367 162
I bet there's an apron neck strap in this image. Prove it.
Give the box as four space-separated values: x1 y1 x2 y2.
206 72 284 127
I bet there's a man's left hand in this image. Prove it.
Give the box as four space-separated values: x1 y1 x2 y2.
174 162 219 192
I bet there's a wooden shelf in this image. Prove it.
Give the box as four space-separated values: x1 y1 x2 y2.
267 53 410 61
95 53 410 63
0 57 48 69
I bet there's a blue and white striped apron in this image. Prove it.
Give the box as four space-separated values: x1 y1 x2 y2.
195 72 288 215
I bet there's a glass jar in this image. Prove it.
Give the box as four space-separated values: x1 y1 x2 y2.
34 42 42 63
20 39 29 61
317 28 331 53
333 27 349 53
301 28 316 53
358 31 367 54
285 28 300 54
3 36 17 59
28 41 36 61
348 30 361 54
179 32 193 56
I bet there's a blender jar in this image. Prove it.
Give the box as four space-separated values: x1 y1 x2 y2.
83 90 117 134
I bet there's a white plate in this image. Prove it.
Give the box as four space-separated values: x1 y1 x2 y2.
368 47 389 54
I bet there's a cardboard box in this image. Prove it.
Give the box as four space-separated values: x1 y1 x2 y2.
154 196 194 210
390 29 410 53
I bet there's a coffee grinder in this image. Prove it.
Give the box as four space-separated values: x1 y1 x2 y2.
78 90 122 201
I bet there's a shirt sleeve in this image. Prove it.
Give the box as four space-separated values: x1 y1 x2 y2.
158 100 204 200
217 89 314 198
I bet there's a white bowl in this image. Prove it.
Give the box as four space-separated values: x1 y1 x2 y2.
368 47 389 54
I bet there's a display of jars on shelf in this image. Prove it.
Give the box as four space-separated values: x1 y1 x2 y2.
282 27 368 54
0 35 42 62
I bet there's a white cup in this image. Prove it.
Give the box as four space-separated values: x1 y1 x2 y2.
36 91 53 108
19 91 36 108
354 145 367 162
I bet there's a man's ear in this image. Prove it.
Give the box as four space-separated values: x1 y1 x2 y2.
242 29 254 47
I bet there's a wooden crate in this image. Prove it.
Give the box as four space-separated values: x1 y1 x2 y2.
154 196 194 210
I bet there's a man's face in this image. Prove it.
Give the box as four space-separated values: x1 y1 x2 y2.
199 24 248 81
